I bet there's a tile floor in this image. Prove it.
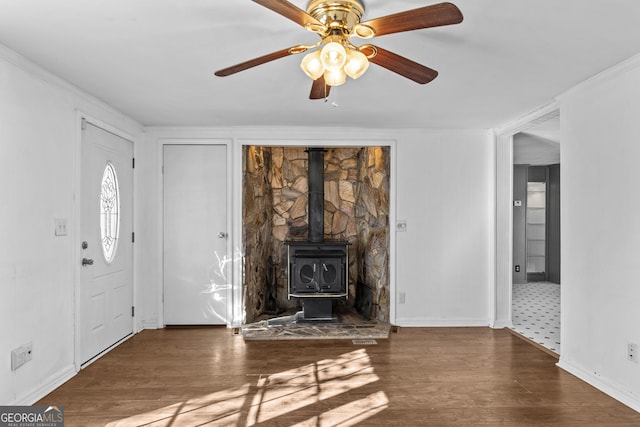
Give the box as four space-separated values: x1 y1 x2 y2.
511 281 561 354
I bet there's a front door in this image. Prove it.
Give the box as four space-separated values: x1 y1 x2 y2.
163 144 228 325
80 121 133 365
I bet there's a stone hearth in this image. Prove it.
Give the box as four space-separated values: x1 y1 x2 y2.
241 309 390 341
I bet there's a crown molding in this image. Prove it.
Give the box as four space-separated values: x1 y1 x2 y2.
558 51 640 102
494 102 559 137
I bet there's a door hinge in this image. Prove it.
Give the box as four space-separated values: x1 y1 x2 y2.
132 158 135 169
132 306 135 317
81 118 87 130
132 232 135 243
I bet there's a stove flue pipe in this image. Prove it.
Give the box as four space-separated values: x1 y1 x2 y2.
306 148 326 243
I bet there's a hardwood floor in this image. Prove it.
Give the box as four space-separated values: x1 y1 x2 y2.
37 327 640 426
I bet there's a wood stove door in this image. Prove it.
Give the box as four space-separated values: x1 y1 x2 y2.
293 258 319 293
318 258 343 293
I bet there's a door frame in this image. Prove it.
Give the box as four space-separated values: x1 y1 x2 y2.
493 103 559 328
156 138 233 327
73 112 137 371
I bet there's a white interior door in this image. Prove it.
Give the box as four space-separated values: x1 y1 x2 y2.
80 121 133 365
163 144 228 325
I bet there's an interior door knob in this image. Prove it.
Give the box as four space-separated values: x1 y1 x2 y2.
82 258 94 266
218 232 228 238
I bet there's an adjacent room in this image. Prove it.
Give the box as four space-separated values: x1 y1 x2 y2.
2 1 640 425
511 115 561 355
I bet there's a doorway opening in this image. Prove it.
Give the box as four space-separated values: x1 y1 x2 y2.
511 115 561 354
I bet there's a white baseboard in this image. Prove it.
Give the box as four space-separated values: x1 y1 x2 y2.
394 318 490 327
13 364 77 406
139 320 159 330
490 320 512 329
557 358 640 413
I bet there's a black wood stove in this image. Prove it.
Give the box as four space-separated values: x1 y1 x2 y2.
285 148 349 321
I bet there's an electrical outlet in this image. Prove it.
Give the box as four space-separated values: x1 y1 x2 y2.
628 343 638 363
11 342 33 371
399 292 406 304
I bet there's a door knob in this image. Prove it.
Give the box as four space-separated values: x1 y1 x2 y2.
218 232 228 238
82 258 94 266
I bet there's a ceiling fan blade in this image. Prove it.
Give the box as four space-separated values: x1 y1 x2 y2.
309 75 331 100
360 2 463 37
214 47 296 77
252 0 324 28
362 45 438 84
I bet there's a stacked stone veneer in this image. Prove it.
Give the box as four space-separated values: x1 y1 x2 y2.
242 146 390 324
355 147 390 323
242 146 272 322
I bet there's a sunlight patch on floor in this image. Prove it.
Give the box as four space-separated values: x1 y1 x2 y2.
106 348 387 427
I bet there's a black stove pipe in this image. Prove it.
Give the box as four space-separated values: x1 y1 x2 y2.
306 148 325 243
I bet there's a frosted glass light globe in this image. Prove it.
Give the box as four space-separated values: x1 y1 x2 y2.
324 68 347 86
344 49 369 79
300 50 324 80
320 42 347 72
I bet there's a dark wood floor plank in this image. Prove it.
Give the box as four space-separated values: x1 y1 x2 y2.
36 327 640 426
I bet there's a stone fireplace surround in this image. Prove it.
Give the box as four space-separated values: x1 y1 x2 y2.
243 145 390 326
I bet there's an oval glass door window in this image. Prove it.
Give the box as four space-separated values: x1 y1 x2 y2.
100 162 120 263
300 264 314 284
322 263 337 284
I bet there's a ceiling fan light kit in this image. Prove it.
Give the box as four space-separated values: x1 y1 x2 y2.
302 0 371 86
215 0 463 99
300 38 368 86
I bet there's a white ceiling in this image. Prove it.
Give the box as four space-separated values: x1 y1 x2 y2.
1 1 639 129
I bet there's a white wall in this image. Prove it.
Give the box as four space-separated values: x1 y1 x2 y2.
0 45 143 404
395 131 494 326
557 55 640 410
142 128 494 328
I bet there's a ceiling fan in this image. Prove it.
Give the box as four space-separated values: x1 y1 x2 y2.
214 0 463 99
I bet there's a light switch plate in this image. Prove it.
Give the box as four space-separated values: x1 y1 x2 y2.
54 218 68 236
